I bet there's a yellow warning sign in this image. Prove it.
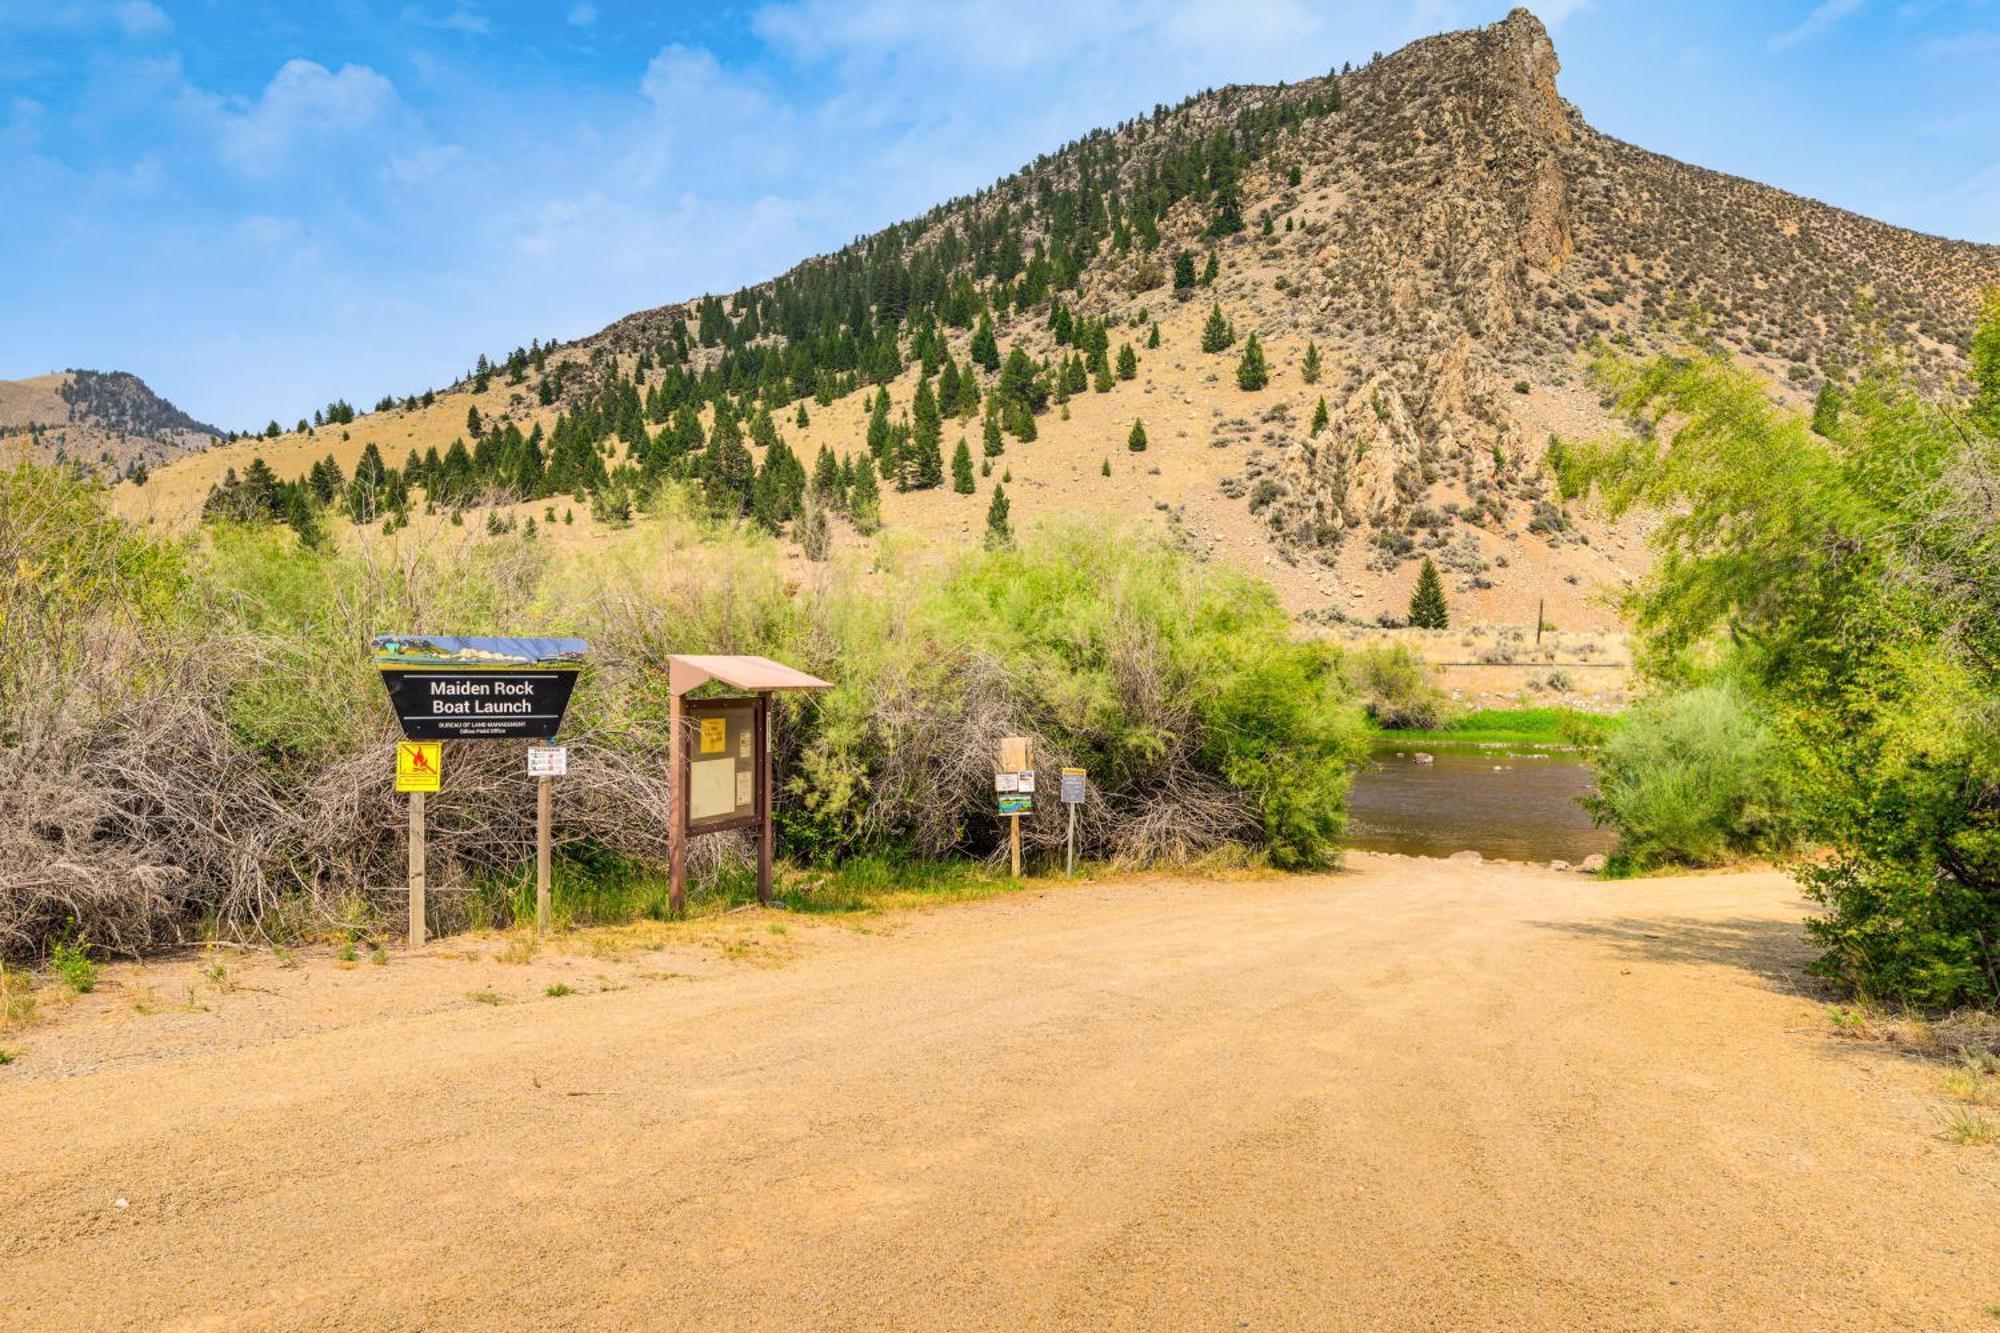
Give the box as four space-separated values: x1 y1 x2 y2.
699 717 727 754
396 740 442 793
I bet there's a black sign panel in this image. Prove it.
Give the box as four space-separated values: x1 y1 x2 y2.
379 670 579 740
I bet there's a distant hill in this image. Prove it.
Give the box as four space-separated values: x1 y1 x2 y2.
0 369 219 477
120 7 2000 631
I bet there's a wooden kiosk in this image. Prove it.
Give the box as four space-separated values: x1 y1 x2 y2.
666 654 831 915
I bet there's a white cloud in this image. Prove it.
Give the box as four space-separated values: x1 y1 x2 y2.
214 59 399 175
399 4 490 36
1769 0 1865 51
381 142 464 186
567 2 597 28
114 0 170 37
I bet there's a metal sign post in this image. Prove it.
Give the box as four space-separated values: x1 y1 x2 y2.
1060 768 1087 876
408 791 426 948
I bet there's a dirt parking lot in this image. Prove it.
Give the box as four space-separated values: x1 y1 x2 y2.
3 855 1995 1330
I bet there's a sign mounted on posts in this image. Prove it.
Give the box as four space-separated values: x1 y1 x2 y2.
1060 768 1087 804
371 635 587 740
396 741 442 793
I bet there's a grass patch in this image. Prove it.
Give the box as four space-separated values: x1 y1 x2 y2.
779 856 1023 916
1367 706 1616 748
0 1047 15 1065
1941 1105 1998 1147
1 966 35 1026
467 990 506 1006
545 983 573 997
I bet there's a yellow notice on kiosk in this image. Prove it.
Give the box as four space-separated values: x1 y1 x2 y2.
699 717 727 754
396 740 442 793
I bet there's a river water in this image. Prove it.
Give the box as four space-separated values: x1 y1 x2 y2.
1345 744 1616 864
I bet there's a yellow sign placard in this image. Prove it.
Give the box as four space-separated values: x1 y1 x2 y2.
699 717 728 754
396 740 442 793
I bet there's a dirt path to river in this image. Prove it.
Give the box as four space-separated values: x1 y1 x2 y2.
3 855 1995 1330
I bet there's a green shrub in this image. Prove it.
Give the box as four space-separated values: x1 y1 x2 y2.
1347 643 1449 730
1585 684 1795 872
51 937 98 993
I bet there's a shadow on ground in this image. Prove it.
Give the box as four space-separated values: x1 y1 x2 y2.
1530 915 1827 997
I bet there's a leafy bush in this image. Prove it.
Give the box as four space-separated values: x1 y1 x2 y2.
1347 643 1449 730
1567 331 2000 1009
1586 683 1795 870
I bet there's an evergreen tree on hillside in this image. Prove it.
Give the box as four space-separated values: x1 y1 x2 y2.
849 456 882 533
1199 252 1218 286
866 388 892 460
984 483 1011 548
1301 340 1322 385
1116 344 1138 380
1310 395 1330 436
1127 418 1148 452
982 408 1005 457
1408 557 1449 629
1236 333 1270 390
951 437 975 493
1173 249 1197 297
1147 322 1161 349
1201 303 1234 353
970 312 1000 371
912 375 942 467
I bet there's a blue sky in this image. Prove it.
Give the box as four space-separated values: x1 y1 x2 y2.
3 0 1997 429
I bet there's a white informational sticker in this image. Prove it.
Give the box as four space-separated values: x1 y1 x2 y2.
995 771 1020 793
527 745 568 778
735 770 753 805
1017 771 1036 794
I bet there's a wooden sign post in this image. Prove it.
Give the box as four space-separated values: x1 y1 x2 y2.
395 740 441 947
527 745 567 933
998 736 1034 878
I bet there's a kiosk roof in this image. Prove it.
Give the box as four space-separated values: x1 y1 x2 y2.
668 654 832 696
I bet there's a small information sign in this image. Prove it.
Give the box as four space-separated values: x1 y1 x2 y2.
1060 768 1087 804
396 740 442 793
997 793 1033 816
527 745 568 778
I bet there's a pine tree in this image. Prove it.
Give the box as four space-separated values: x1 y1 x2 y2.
1093 363 1114 394
1172 249 1197 297
1310 395 1330 436
866 388 892 460
1127 418 1148 452
982 408 1005 457
849 458 882 534
795 403 810 430
1147 322 1161 349
1236 333 1270 390
970 312 1000 371
1201 303 1233 353
984 483 1011 548
1408 557 1449 629
951 437 975 493
1116 344 1138 380
1100 456 1111 476
1199 252 1218 286
1301 340 1322 385
912 375 942 465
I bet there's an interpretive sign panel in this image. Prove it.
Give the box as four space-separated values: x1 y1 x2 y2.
372 635 586 740
684 697 759 833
